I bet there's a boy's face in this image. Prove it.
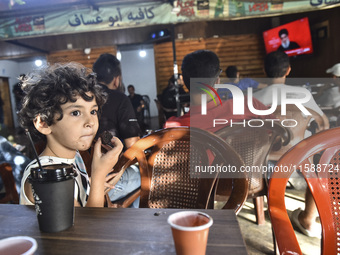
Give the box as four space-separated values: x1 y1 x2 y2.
47 92 99 155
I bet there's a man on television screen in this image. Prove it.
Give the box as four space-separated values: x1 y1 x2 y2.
277 28 300 51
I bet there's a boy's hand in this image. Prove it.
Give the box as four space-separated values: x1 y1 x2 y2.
91 137 123 180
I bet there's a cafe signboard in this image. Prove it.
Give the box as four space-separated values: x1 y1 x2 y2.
0 0 339 40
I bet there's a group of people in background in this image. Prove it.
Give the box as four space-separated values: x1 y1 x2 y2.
164 49 337 239
216 65 267 100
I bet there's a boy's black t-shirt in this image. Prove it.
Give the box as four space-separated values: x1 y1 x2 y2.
96 84 141 141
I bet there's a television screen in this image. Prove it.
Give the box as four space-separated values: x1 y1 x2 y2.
263 17 313 57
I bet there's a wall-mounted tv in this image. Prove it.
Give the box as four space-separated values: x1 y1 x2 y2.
263 17 313 57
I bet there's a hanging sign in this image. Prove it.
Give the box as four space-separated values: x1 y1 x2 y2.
0 0 339 40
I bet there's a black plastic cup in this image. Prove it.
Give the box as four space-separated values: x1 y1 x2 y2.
29 164 77 233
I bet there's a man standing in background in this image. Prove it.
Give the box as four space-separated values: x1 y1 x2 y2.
127 84 145 134
93 53 141 148
92 53 141 207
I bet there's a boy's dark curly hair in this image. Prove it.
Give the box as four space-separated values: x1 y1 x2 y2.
19 62 107 142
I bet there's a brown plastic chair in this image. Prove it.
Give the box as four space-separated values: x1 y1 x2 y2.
215 121 290 224
268 127 340 255
105 127 249 213
0 163 19 204
269 104 329 161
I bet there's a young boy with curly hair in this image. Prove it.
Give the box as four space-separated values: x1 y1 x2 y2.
19 62 123 207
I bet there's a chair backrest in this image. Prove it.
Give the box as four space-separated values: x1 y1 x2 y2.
268 127 340 255
107 127 248 212
215 121 290 196
0 163 19 204
269 104 329 161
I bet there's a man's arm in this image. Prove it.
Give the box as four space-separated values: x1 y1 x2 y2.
124 136 140 149
137 98 145 112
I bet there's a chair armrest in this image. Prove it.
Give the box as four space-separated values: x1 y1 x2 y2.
221 178 249 214
103 151 140 207
105 189 141 208
104 156 137 194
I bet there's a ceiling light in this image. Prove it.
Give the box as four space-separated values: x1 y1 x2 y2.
84 48 91 55
35 59 42 67
139 50 146 58
116 50 121 61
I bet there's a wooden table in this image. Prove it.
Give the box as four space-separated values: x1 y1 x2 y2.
0 204 248 254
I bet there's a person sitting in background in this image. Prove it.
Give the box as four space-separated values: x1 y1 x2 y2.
315 63 340 127
13 74 26 113
127 85 145 133
18 62 123 207
0 135 31 196
254 50 327 238
326 63 340 79
165 50 274 132
159 74 188 119
217 65 266 99
92 53 141 149
253 50 327 122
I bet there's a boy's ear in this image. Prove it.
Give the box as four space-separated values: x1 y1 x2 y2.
33 115 51 135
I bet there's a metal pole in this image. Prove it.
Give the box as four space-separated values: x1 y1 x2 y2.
171 25 181 117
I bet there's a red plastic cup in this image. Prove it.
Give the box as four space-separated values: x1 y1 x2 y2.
167 211 213 255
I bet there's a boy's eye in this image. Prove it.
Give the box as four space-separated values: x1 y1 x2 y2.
71 110 81 116
91 109 98 115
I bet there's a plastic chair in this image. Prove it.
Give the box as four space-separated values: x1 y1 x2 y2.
105 127 249 213
268 127 340 255
215 121 290 224
0 163 19 204
269 104 329 161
